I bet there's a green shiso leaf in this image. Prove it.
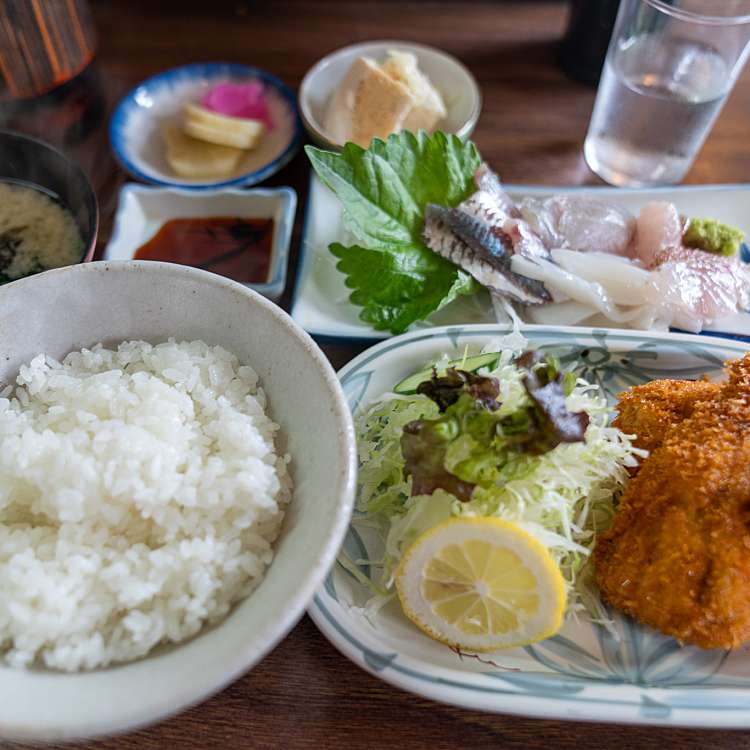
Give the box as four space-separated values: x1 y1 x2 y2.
305 130 482 334
330 241 475 335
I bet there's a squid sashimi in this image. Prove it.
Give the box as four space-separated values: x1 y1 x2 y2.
549 248 651 306
511 254 651 324
527 302 664 331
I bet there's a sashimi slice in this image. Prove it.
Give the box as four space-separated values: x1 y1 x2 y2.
525 300 604 327
649 246 750 332
422 204 550 304
525 299 666 330
459 166 550 262
632 201 683 266
473 164 519 216
550 248 651 306
510 254 650 324
519 196 635 256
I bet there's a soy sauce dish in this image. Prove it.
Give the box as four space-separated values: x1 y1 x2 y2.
0 261 355 742
105 184 296 299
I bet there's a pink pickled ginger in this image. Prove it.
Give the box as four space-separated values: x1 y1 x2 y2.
202 82 273 129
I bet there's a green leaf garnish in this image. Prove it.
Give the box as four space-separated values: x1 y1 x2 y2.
306 131 482 334
330 242 475 334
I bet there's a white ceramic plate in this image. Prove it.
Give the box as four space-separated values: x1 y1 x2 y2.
291 177 750 342
308 323 750 727
104 184 296 300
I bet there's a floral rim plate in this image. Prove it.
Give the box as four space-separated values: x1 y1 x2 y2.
291 177 750 343
308 323 750 727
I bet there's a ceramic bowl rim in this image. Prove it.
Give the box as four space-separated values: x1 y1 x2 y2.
0 260 357 741
298 39 482 150
0 128 99 263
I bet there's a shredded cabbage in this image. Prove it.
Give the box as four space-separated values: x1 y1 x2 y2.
351 336 639 628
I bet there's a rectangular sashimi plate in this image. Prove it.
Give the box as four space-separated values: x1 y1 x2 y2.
292 176 750 342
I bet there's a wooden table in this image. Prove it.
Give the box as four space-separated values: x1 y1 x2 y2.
2 1 750 747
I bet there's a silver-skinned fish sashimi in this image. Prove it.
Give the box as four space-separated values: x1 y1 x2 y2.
422 204 551 305
422 166 552 305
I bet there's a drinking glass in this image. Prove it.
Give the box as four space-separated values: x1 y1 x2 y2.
583 0 750 187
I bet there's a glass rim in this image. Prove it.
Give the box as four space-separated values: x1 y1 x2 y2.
644 0 750 25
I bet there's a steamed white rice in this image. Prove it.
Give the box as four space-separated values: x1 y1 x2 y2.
0 339 291 671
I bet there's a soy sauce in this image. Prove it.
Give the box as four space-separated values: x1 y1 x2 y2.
134 217 274 283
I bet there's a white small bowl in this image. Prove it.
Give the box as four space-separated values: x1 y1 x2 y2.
110 63 302 189
104 184 296 300
0 261 356 742
299 40 482 150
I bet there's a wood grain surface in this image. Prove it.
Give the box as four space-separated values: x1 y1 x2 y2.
2 1 750 747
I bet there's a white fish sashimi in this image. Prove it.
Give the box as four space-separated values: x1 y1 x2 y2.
519 196 635 256
550 248 651 306
648 246 750 332
633 201 683 266
631 201 750 330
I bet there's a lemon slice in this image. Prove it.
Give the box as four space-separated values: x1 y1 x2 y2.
395 517 566 651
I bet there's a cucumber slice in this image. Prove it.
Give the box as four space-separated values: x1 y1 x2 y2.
393 352 501 395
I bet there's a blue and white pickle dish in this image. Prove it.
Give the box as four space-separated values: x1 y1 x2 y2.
110 62 302 189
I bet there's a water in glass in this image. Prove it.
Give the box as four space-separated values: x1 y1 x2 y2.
584 34 730 186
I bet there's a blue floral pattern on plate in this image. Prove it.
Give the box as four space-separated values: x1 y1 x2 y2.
308 324 750 727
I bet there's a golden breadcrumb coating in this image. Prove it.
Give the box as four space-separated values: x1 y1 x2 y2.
613 378 719 454
595 354 750 649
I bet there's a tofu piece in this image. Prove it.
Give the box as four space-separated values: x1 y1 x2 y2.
182 103 264 149
162 124 243 179
381 50 447 132
323 51 447 147
323 56 415 147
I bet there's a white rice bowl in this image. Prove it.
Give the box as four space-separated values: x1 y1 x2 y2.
0 339 291 672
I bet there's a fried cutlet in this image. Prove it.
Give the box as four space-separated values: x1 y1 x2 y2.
613 378 719 454
594 354 750 649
